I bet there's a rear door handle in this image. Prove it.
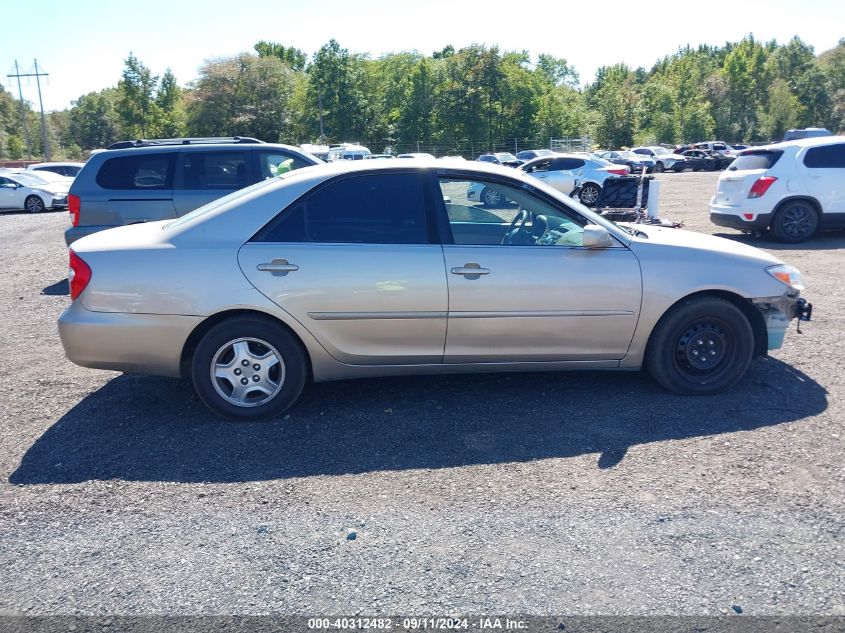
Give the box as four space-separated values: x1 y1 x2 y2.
257 258 299 276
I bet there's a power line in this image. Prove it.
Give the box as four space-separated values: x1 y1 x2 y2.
7 59 51 161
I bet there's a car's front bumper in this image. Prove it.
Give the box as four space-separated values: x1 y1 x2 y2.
58 300 203 377
753 294 812 350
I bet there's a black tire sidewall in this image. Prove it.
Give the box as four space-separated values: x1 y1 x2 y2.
646 298 754 395
580 184 600 206
26 195 45 213
191 316 307 421
771 202 818 243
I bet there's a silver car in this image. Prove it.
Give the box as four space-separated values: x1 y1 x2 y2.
59 160 812 420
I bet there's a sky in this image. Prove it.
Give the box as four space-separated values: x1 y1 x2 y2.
2 0 844 113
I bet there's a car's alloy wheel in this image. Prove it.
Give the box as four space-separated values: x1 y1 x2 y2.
646 297 753 395
481 187 504 207
25 195 45 213
771 202 818 243
579 183 601 206
192 316 307 420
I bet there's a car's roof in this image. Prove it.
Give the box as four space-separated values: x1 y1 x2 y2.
758 135 845 150
92 142 308 157
28 161 85 167
283 157 525 180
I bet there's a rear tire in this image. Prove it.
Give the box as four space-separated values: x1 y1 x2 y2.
770 201 818 243
646 297 754 395
191 316 307 420
653 162 665 173
579 183 601 206
481 187 505 208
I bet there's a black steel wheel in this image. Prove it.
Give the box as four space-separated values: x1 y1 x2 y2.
646 297 754 395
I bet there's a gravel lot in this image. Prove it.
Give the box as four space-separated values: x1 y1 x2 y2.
0 171 843 617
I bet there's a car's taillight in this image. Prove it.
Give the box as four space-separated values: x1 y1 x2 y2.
748 176 777 199
68 194 81 226
607 168 629 176
68 249 91 300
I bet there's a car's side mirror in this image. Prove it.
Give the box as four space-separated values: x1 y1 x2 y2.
582 224 614 248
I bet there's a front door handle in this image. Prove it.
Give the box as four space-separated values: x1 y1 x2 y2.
451 263 490 279
257 258 299 276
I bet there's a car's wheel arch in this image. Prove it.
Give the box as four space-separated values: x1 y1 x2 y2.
645 289 768 361
770 195 822 225
180 308 313 381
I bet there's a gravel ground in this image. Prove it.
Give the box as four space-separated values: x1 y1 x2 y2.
0 171 843 616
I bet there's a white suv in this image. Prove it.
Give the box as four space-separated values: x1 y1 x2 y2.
710 136 845 243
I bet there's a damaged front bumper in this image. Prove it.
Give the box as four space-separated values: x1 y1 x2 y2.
752 294 813 350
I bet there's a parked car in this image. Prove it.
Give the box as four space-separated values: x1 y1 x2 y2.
490 153 628 206
597 150 655 174
631 146 687 172
679 149 720 171
709 135 845 242
516 149 555 161
0 171 70 213
65 137 321 245
783 128 832 141
59 159 811 420
730 144 748 151
364 154 397 160
396 153 436 159
26 161 86 178
477 152 521 167
326 144 371 161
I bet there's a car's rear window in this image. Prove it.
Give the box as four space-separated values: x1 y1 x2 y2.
728 150 783 171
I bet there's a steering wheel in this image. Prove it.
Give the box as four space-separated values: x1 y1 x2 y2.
501 209 530 245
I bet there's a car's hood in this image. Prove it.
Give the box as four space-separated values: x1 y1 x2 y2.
30 182 69 194
625 224 782 265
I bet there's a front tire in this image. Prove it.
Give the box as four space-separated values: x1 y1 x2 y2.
646 297 754 395
25 195 46 213
770 201 818 243
191 316 307 420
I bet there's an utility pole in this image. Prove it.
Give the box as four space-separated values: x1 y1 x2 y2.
317 89 325 143
33 60 51 161
8 60 33 159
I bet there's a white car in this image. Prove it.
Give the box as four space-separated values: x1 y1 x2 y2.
396 153 436 159
709 136 845 243
0 171 70 213
26 161 86 178
469 153 628 207
631 146 687 172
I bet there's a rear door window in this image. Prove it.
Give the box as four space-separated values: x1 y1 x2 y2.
95 153 176 189
803 144 845 168
728 150 783 171
179 152 249 190
254 172 430 244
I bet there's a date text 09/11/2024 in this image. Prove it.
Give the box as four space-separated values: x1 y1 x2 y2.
307 617 528 630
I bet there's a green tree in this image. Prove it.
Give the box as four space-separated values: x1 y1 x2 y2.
186 53 296 141
254 41 307 71
307 40 371 141
117 53 158 137
67 89 122 150
151 69 184 137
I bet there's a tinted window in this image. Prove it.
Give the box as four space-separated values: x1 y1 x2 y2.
96 153 175 189
803 144 845 168
180 152 248 190
255 173 429 244
551 158 584 171
258 151 312 179
729 150 783 171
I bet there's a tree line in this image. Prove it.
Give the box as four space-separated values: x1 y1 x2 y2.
1 35 843 160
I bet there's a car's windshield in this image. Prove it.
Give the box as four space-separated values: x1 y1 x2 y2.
619 151 640 159
495 153 518 162
9 173 51 186
650 147 670 155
